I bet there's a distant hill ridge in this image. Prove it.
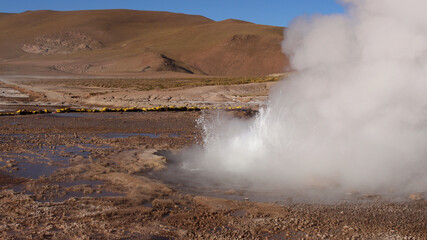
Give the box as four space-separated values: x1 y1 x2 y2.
0 10 289 76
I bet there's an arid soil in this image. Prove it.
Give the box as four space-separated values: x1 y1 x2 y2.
0 111 426 240
1 9 424 240
0 10 288 77
0 74 425 239
0 76 275 110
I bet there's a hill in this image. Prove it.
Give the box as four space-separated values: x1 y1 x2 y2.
0 10 289 76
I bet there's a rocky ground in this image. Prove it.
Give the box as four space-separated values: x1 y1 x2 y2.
0 111 426 240
0 75 274 111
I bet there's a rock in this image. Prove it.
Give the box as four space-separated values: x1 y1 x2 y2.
21 31 103 55
409 193 425 201
152 199 175 209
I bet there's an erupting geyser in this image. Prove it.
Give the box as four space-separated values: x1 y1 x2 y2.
180 0 427 199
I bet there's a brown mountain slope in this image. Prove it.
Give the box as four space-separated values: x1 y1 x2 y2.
0 10 288 76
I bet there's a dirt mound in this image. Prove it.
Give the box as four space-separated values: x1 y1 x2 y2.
156 54 202 74
84 51 205 75
183 33 287 76
218 19 253 24
21 31 103 55
0 10 289 76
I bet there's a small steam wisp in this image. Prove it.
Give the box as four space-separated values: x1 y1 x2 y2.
178 0 427 200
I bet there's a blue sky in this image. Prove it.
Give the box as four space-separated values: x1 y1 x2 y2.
0 0 345 27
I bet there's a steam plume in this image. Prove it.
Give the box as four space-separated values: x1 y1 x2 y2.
178 0 427 200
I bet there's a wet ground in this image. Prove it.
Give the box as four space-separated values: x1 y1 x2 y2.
0 111 426 239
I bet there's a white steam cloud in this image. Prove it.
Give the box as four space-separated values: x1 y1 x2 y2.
179 0 427 200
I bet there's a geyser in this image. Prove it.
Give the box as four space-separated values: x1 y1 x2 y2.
178 0 427 200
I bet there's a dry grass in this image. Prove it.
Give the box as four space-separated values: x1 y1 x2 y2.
31 75 283 91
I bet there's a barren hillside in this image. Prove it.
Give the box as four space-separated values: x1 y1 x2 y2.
0 10 288 76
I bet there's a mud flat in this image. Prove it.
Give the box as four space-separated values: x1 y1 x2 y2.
0 111 425 239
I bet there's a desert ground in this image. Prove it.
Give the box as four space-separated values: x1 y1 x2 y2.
0 74 426 240
0 10 288 77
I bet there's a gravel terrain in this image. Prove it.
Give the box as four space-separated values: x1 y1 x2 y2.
0 112 425 239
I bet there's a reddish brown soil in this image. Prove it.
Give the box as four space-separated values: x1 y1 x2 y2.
0 10 289 76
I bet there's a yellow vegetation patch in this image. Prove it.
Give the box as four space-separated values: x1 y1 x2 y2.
1 105 245 116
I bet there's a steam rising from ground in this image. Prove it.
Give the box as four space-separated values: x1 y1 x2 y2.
177 0 427 200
